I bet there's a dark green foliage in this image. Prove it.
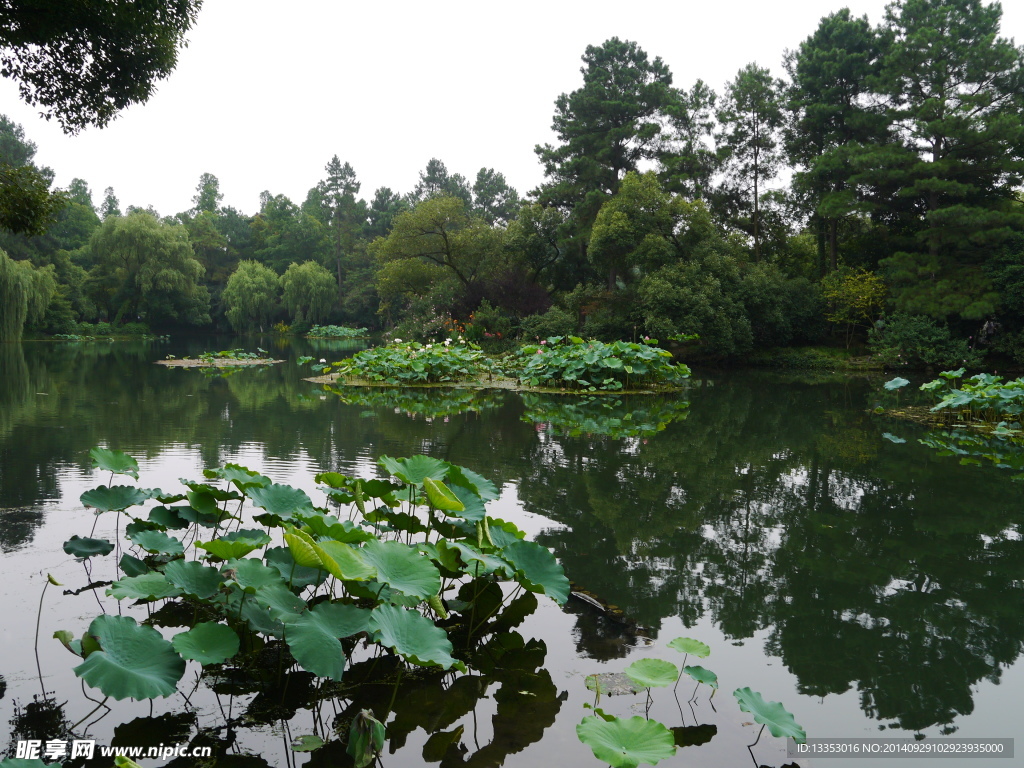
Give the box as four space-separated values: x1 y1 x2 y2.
869 312 985 369
519 307 578 340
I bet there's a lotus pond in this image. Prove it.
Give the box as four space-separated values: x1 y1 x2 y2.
1 337 1022 767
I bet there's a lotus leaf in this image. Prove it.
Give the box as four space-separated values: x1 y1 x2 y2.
206 462 271 491
422 477 465 512
180 480 241 502
222 557 288 592
129 529 184 556
163 560 222 599
74 614 185 700
108 572 183 601
254 582 306 623
148 505 191 529
369 604 465 671
733 687 806 742
347 709 386 768
63 535 114 558
248 483 315 519
291 734 325 752
81 485 154 513
501 539 570 604
286 602 371 680
317 540 376 582
362 538 441 599
445 541 513 577
171 622 239 665
485 517 527 548
576 715 676 768
119 554 149 577
884 377 910 390
378 454 448 485
445 463 499 500
195 529 271 560
284 528 323 568
623 658 679 688
90 447 139 479
682 664 718 689
667 637 710 658
54 629 81 656
448 484 486 521
264 547 328 589
882 432 907 444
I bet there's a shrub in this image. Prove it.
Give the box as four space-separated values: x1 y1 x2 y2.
869 313 985 369
329 340 493 384
519 307 578 340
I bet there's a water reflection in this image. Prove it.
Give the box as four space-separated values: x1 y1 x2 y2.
1 342 1022 738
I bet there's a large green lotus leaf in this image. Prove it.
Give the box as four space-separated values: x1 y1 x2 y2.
129 529 184 556
180 480 241 502
207 462 271 491
445 463 499 500
196 529 271 560
63 536 114 558
287 602 372 680
683 665 718 689
623 658 679 689
163 560 222 600
171 622 239 665
248 483 315 519
733 687 806 742
186 490 222 518
222 557 288 592
297 512 372 543
445 541 513 577
108 572 183 600
284 528 324 569
417 541 462 573
119 554 149 577
264 547 328 590
90 447 139 480
501 539 570 604
254 582 306 623
576 715 676 768
216 586 286 638
448 484 486 521
81 485 154 513
667 637 710 658
378 455 448 485
362 538 440 599
317 540 376 582
148 506 191 530
486 518 527 548
423 477 465 512
74 614 185 700
369 604 465 671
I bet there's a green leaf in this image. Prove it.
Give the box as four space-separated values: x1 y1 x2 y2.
445 463 499 500
347 709 386 768
147 505 191 530
287 602 371 680
682 665 718 689
284 528 324 569
248 483 315 520
254 582 306 623
423 477 465 512
129 529 184 556
448 484 487 521
171 622 239 665
884 377 910 390
576 715 676 768
63 535 114 558
74 614 185 700
53 629 81 656
81 485 154 513
379 454 448 485
369 604 465 671
264 547 328 590
667 637 710 658
119 554 149 577
733 687 806 742
501 539 570 604
210 463 272 491
221 557 288 592
90 447 139 479
107 572 183 601
195 529 271 560
317 540 376 582
362 538 441 599
163 560 222 599
623 658 678 688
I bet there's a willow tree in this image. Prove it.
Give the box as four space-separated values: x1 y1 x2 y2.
222 260 279 332
281 260 336 325
0 249 55 341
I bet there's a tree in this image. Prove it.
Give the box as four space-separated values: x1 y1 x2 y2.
716 64 785 261
784 10 886 272
192 172 223 216
659 80 720 200
409 158 473 207
0 114 66 235
281 260 336 326
367 187 407 240
472 168 520 225
222 260 279 333
87 211 209 326
0 0 202 133
310 157 366 299
535 38 680 235
0 248 54 341
872 0 1024 320
101 187 121 219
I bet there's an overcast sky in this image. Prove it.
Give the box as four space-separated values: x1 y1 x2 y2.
2 0 1023 218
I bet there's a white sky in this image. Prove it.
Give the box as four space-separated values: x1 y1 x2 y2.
2 0 1023 217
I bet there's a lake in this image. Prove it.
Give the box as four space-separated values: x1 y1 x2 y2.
1 337 1021 767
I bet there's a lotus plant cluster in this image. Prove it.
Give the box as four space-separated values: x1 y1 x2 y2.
513 336 690 392
53 448 570 763
321 339 495 384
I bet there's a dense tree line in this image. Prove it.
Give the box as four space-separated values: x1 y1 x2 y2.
2 0 1024 364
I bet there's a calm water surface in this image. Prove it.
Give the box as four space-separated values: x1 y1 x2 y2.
1 337 1021 767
